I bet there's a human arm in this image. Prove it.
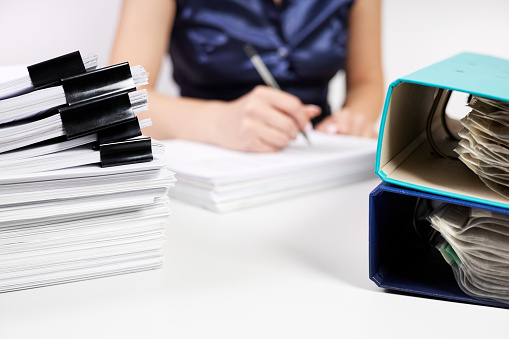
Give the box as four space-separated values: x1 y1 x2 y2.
315 0 384 138
110 0 318 152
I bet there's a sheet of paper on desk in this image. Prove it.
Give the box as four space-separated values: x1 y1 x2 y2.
160 131 377 212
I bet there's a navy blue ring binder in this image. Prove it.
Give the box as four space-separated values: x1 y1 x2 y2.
59 92 136 139
99 137 153 168
61 62 136 106
369 182 509 309
27 51 86 89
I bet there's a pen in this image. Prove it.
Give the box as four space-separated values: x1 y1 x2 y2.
243 43 311 145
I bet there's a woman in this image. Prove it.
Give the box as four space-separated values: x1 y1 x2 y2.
111 0 384 152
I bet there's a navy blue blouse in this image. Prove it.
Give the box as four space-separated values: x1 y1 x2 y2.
170 0 355 123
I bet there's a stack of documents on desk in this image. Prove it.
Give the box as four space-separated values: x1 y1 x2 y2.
160 131 376 212
0 162 174 292
0 56 175 292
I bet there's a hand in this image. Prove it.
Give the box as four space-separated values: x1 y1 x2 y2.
216 85 321 152
315 108 378 138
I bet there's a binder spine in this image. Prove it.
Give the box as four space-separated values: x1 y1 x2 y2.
93 118 143 149
99 138 153 168
59 93 137 139
61 62 136 106
27 51 86 89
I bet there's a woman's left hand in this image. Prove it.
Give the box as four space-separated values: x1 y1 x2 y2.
315 108 378 138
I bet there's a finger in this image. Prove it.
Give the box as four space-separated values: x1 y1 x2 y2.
249 140 280 153
351 113 378 137
315 116 335 133
335 112 351 134
350 115 366 136
360 124 378 139
254 86 310 130
257 106 300 139
239 131 281 153
241 141 279 153
257 123 293 150
304 105 322 119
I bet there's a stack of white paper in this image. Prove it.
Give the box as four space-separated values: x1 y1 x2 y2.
160 131 376 212
0 59 175 292
0 162 175 292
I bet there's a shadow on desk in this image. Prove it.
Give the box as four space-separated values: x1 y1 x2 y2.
249 177 380 290
164 176 380 293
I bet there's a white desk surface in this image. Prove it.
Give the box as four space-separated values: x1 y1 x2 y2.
0 176 507 338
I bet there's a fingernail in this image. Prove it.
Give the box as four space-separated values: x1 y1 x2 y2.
305 122 313 132
306 104 322 113
325 123 338 134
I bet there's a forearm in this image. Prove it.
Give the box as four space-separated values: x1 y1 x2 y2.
342 79 384 122
111 1 224 142
139 89 227 143
341 0 384 122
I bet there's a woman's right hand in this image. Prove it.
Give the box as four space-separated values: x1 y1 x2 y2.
111 2 320 153
213 85 321 152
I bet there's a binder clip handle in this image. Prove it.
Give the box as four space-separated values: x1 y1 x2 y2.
93 118 142 150
61 62 136 106
99 137 153 167
27 51 86 89
59 92 137 140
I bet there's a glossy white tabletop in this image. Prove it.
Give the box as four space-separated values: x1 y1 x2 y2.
0 176 506 338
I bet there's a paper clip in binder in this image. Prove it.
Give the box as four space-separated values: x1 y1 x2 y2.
62 62 137 106
59 92 138 140
27 51 88 89
99 137 153 168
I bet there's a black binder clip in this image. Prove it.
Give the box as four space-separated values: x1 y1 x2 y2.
27 51 87 89
99 137 153 168
59 92 138 140
93 118 142 150
61 62 136 106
